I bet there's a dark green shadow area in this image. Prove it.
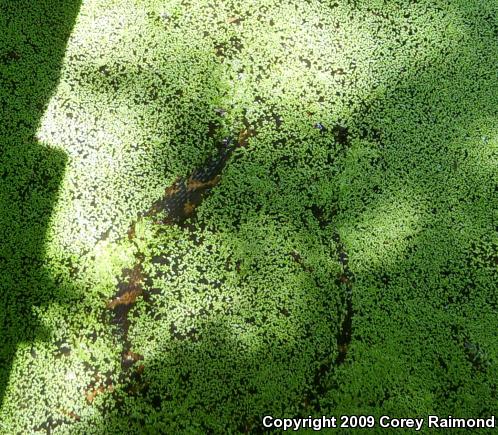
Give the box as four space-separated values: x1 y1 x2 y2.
0 0 81 410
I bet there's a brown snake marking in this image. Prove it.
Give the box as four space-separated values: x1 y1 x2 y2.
100 125 354 412
87 132 252 404
105 129 253 376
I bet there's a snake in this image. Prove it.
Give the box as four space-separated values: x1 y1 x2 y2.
105 129 252 373
102 123 354 411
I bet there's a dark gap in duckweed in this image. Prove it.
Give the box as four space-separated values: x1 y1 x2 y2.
331 230 354 366
331 123 350 147
0 50 21 63
299 56 311 68
290 250 313 273
53 340 71 359
296 204 355 413
98 64 111 77
105 130 253 392
215 35 244 59
206 119 221 140
34 415 65 434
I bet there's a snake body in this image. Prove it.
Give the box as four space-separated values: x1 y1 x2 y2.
143 137 236 224
107 134 246 373
102 125 354 411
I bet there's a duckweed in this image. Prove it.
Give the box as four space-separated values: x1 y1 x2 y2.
1 0 497 433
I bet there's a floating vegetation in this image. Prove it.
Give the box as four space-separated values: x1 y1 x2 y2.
1 0 497 433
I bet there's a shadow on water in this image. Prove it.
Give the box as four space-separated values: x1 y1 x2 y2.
0 0 82 409
315 2 498 418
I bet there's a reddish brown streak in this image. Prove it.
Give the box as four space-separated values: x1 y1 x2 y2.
85 384 114 404
106 262 144 309
186 175 220 192
104 129 254 396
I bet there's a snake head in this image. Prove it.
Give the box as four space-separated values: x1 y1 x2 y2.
237 128 255 147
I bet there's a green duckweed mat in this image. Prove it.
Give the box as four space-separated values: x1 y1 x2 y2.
1 0 497 433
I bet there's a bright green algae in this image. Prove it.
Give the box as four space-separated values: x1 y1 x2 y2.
1 0 497 433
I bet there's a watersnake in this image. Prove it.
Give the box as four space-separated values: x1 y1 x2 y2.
102 124 354 407
106 129 252 373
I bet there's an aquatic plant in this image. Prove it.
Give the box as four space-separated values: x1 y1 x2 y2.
1 0 497 432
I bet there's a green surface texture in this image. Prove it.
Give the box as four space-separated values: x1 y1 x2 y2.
1 0 497 433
